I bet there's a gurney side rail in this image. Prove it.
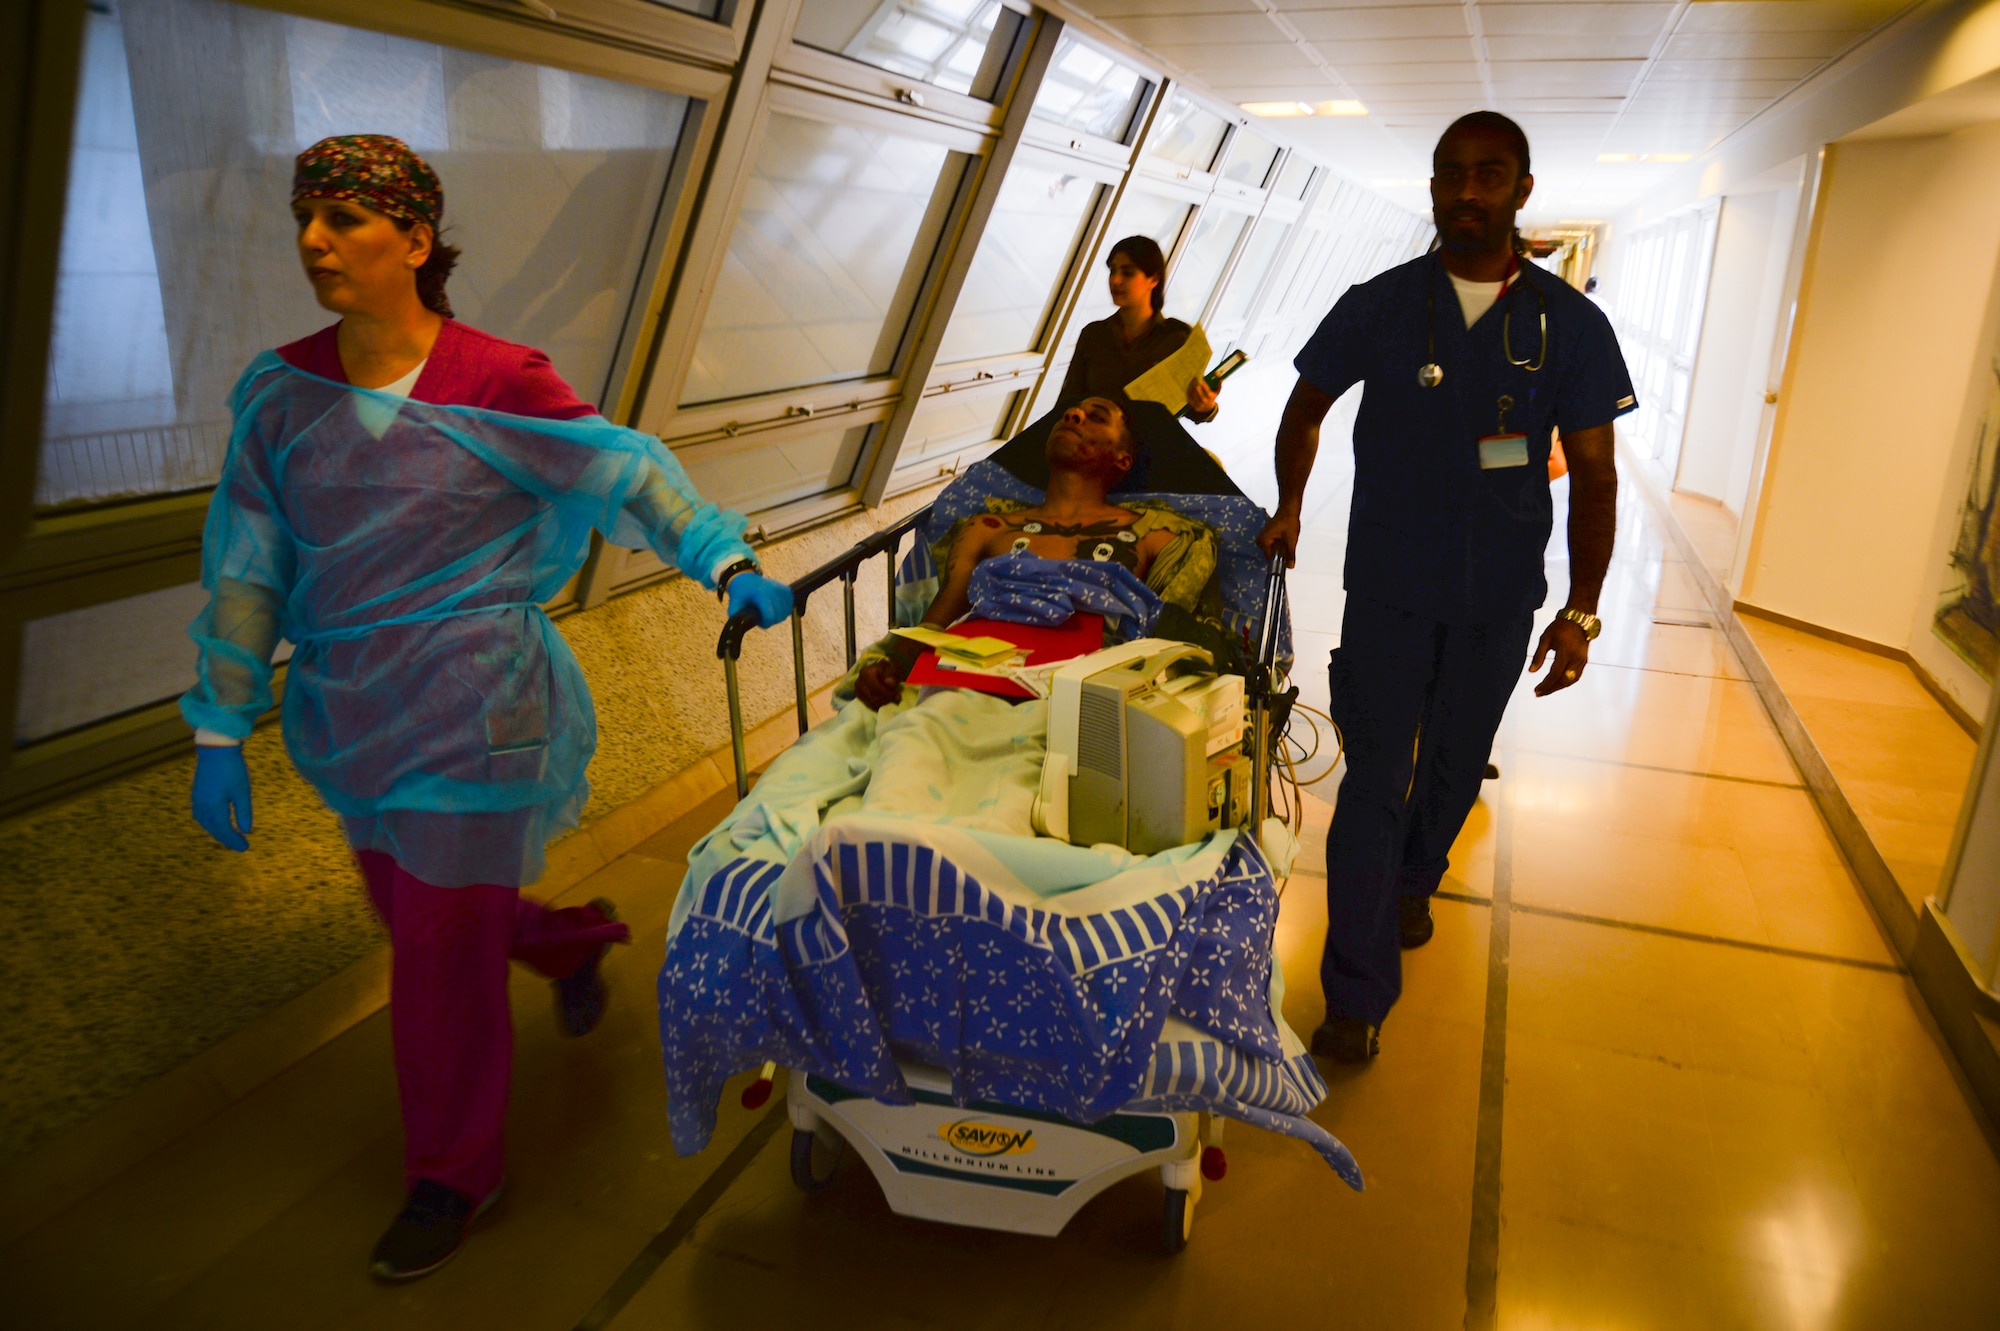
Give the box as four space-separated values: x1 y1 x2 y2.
715 506 932 796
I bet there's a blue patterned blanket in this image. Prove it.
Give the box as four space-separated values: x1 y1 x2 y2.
657 815 1361 1188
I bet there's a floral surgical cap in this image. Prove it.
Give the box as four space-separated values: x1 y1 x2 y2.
291 134 443 228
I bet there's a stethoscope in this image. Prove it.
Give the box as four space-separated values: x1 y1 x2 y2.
1417 255 1549 388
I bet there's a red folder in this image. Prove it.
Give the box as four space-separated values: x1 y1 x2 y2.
903 614 1105 700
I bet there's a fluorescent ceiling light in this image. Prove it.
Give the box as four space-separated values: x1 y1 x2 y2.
1596 152 1694 163
1242 99 1368 118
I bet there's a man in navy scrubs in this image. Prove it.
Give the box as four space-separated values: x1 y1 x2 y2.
1256 112 1634 1064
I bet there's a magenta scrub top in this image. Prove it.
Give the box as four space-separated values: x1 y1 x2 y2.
277 319 601 421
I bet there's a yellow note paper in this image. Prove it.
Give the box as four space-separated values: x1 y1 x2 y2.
1123 323 1212 411
891 626 1022 667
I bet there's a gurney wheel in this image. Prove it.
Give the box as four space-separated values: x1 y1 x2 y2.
789 1127 843 1193
1161 1187 1193 1254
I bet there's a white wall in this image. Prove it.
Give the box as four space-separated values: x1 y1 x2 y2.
1740 125 2000 646
1675 184 1799 518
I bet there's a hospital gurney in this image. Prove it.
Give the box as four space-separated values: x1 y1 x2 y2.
680 406 1350 1252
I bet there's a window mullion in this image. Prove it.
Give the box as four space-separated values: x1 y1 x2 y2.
632 0 803 440
856 12 1064 507
0 0 89 571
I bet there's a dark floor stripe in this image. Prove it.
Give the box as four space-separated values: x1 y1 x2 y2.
573 1100 788 1331
1462 763 1514 1330
1508 747 1805 790
1433 890 1903 974
1588 659 1752 683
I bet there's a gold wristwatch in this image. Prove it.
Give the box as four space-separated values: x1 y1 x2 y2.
1557 607 1602 640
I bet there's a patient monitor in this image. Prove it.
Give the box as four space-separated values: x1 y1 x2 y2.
1034 640 1251 855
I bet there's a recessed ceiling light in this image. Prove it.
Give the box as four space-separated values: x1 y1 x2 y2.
1241 99 1368 118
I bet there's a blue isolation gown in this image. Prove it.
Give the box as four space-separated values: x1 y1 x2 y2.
181 352 754 887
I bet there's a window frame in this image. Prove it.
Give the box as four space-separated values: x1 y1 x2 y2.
1019 29 1159 170
772 0 1034 133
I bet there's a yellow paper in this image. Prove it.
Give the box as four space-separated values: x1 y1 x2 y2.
891 626 1022 667
1123 323 1212 411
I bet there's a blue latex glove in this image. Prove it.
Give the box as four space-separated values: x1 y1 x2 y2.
726 571 794 629
192 744 254 852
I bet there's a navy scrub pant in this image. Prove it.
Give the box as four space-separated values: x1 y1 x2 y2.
1321 593 1534 1027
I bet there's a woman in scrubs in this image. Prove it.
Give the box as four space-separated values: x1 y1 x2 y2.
1054 235 1222 420
181 135 792 1281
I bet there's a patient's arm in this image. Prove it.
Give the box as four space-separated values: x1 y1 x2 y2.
857 520 991 709
918 518 993 628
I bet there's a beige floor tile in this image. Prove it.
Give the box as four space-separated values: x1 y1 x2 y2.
1598 555 1714 617
1508 670 1799 785
1741 615 1934 708
1507 914 1818 1087
1586 620 1750 682
1499 1211 1798 1331
1502 1030 1722 1251
1512 819 1770 945
1735 847 1898 965
1506 750 1820 857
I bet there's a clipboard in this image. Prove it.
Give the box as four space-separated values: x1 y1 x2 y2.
1124 324 1212 410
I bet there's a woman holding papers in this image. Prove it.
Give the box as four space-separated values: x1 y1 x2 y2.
1056 236 1222 422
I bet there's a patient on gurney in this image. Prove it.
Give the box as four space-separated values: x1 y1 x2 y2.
852 394 1220 711
655 395 1362 1190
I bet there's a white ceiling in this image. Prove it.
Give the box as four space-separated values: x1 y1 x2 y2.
1069 0 1920 221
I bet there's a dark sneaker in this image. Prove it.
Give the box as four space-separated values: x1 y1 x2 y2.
1311 1017 1380 1064
1399 895 1435 950
369 1180 498 1281
555 898 619 1038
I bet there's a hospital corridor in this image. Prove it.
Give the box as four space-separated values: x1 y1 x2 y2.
5 1 2000 1328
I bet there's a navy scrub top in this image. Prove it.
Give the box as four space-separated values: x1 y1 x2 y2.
1294 252 1638 625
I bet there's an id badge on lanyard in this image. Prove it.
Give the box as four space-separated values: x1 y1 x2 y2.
1478 392 1529 470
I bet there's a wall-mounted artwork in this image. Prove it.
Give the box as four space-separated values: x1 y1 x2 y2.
1936 356 2000 682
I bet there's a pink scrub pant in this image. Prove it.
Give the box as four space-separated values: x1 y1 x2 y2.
355 850 631 1201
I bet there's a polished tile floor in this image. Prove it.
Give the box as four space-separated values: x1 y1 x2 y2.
6 388 1999 1328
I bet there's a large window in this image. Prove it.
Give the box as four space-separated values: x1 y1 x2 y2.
679 111 959 405
1030 33 1149 144
38 0 694 511
1612 201 1720 477
936 153 1103 365
1169 204 1250 321
1144 94 1228 175
1212 218 1290 328
675 423 876 516
14 583 209 745
794 0 1024 100
1221 132 1279 190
